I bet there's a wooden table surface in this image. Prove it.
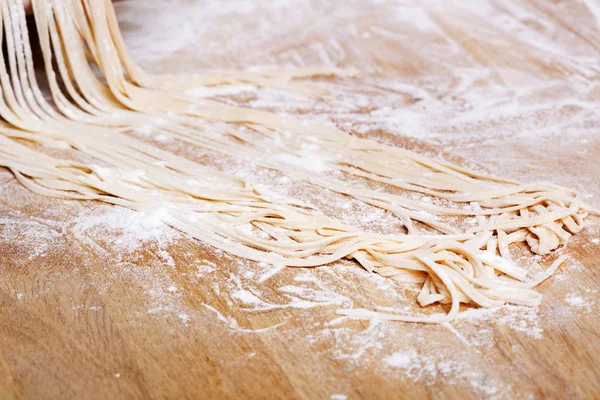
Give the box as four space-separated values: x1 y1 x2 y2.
1 0 600 399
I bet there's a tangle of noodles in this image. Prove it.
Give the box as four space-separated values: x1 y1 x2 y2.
0 0 597 322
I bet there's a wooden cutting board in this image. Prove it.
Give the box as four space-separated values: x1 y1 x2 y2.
1 1 599 399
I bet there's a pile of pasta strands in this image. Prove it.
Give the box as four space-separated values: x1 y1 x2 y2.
0 0 597 322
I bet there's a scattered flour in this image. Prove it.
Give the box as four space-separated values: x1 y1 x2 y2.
565 294 592 311
71 206 180 254
383 350 507 396
455 305 543 339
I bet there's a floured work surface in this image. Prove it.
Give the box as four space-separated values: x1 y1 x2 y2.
1 0 600 398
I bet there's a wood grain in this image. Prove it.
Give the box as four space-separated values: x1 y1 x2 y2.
1 0 600 399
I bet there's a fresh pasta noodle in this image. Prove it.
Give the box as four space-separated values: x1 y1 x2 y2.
35 0 596 243
0 0 597 322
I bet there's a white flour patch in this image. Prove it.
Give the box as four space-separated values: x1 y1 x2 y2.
455 306 543 340
383 350 507 396
232 289 266 306
0 214 63 259
71 206 180 254
565 293 592 311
